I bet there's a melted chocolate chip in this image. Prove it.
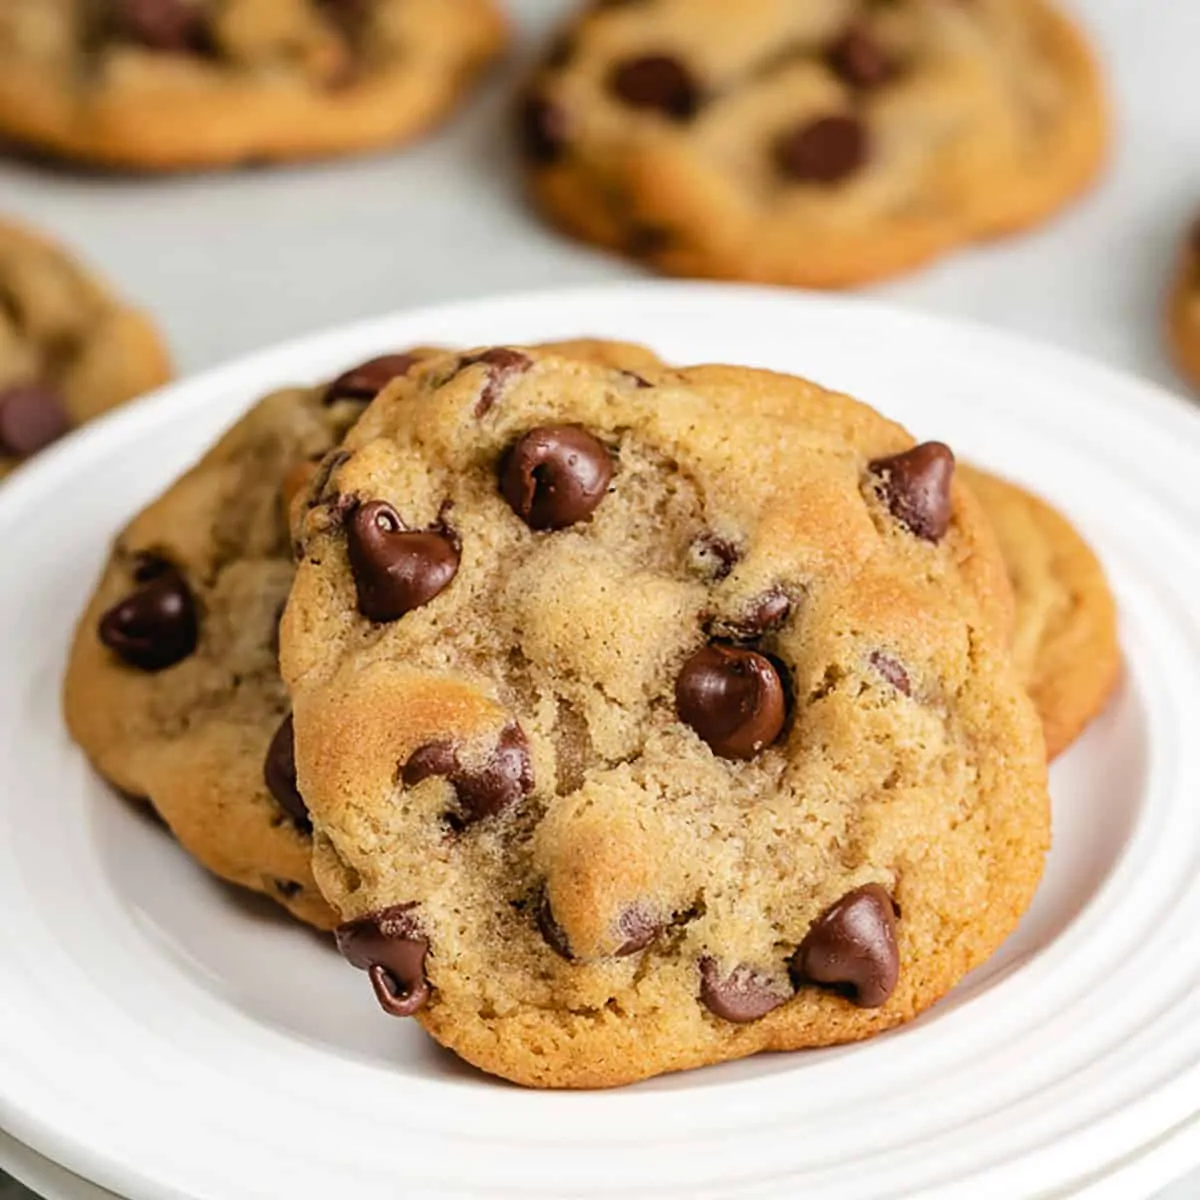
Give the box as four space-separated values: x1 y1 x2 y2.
263 714 311 834
717 590 792 640
609 54 701 119
500 425 613 531
0 383 70 459
827 26 897 89
402 724 533 827
614 906 662 955
537 894 574 959
519 93 569 165
460 347 534 417
676 645 786 760
335 904 431 1017
98 560 198 672
870 651 911 696
692 534 740 580
324 353 418 405
347 501 459 623
869 442 955 542
776 114 868 183
699 958 790 1023
791 884 899 1008
109 0 208 52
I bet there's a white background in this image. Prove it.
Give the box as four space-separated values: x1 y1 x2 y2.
0 0 1197 1196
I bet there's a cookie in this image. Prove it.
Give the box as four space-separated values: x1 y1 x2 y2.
281 347 1049 1088
0 0 506 171
0 218 170 480
1166 215 1200 388
518 0 1107 287
63 340 664 929
962 466 1119 760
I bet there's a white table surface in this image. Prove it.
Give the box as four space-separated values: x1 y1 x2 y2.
0 1 1197 1196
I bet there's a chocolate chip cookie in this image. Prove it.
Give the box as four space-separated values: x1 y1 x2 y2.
963 466 1119 760
63 340 663 928
0 0 506 171
281 346 1050 1087
1167 214 1200 389
519 0 1107 287
0 218 170 479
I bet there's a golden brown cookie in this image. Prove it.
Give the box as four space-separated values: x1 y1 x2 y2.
518 0 1107 287
0 218 170 479
281 347 1049 1088
963 466 1119 760
1167 216 1200 388
63 341 666 929
0 0 506 171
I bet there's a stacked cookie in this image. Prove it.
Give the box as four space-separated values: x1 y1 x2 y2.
64 340 1119 1087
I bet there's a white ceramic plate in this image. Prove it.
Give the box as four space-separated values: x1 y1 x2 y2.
1 284 1198 1200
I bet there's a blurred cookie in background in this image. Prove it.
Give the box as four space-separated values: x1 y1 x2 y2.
0 0 507 171
963 466 1120 760
0 218 170 479
1167 214 1200 388
518 0 1107 287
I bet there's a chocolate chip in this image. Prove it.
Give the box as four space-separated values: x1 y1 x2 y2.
402 724 533 827
870 651 911 696
775 114 868 183
691 534 740 580
676 645 786 760
869 442 955 542
98 560 198 672
699 958 790 1022
263 714 311 834
716 589 792 640
536 894 574 959
500 425 613 531
518 93 569 165
324 353 418 405
0 383 70 459
109 0 208 52
335 904 431 1017
460 347 534 417
609 54 701 119
791 884 899 1008
827 26 897 89
614 906 661 955
347 501 459 623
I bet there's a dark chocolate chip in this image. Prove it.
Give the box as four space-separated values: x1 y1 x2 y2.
0 383 70 459
692 534 740 580
263 714 312 834
109 0 208 52
676 644 786 760
324 353 418 405
402 724 533 827
347 500 459 623
718 589 792 640
609 54 701 119
98 560 198 672
614 906 661 955
536 894 574 959
791 883 899 1008
869 441 955 542
500 425 613 531
776 114 869 183
699 958 790 1022
519 93 569 165
335 904 431 1017
827 26 898 89
460 347 534 417
870 651 911 696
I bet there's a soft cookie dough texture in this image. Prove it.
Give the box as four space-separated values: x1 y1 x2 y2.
519 0 1107 286
0 0 507 171
0 218 170 479
281 345 1050 1087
